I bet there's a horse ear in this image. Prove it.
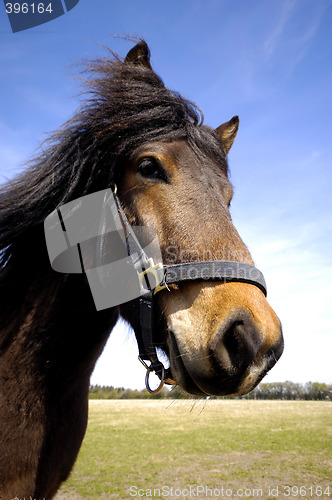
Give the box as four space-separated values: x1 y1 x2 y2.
216 116 239 154
125 40 153 70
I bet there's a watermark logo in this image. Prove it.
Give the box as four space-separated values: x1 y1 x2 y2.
3 0 80 33
44 189 164 311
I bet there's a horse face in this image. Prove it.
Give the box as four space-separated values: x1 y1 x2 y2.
119 128 283 397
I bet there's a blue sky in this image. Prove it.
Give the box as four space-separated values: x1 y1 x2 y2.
1 0 331 389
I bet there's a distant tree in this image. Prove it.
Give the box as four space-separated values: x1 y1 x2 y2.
304 382 331 400
89 382 332 400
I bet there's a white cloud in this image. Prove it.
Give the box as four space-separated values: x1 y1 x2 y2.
231 0 330 103
264 0 328 59
264 0 298 57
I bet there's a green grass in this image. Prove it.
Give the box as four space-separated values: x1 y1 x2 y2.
57 400 331 499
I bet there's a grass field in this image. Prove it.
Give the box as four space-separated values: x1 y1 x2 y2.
55 400 331 499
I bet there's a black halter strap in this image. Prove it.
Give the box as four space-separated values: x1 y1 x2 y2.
113 189 267 394
163 261 266 295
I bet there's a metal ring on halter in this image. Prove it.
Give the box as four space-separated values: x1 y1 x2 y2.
145 365 165 395
139 356 166 394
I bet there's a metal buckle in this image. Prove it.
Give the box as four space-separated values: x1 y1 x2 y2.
137 258 165 294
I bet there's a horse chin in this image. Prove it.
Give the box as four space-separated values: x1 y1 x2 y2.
165 331 206 396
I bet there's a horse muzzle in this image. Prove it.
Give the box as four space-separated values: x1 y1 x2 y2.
164 284 284 397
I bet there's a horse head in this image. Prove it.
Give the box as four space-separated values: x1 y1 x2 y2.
117 41 284 396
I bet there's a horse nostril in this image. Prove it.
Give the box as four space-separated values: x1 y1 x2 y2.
210 312 263 375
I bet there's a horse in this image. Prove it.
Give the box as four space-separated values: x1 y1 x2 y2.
0 40 283 499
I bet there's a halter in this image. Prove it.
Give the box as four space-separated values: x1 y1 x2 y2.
112 189 267 394
44 186 267 395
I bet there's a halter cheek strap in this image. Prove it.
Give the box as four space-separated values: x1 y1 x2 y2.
138 292 175 393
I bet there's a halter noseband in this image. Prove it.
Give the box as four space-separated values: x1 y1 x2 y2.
112 189 267 394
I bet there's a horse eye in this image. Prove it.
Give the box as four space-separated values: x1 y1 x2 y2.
138 158 167 181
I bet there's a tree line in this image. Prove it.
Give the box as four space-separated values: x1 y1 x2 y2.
89 381 332 401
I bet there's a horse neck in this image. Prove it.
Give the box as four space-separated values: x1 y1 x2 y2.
0 243 118 498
